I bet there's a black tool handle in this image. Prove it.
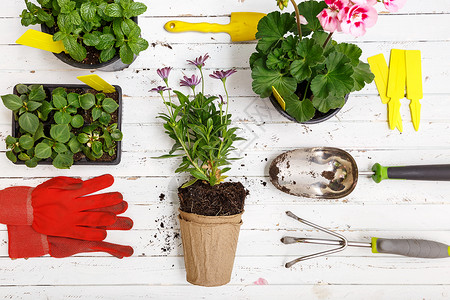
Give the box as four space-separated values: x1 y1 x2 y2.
387 165 450 181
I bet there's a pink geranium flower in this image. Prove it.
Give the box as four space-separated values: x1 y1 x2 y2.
340 4 378 37
350 0 377 6
382 0 407 12
317 0 350 32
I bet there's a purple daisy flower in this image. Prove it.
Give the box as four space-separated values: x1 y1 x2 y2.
180 75 201 88
187 53 210 68
209 69 237 81
150 86 171 93
157 67 172 81
218 95 227 105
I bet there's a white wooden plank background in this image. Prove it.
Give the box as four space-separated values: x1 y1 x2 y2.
0 0 450 299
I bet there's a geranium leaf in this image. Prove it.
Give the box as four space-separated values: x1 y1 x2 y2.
255 11 295 54
336 43 362 66
351 61 375 92
298 0 328 35
251 65 297 98
284 93 315 122
311 52 354 98
312 94 346 113
290 38 324 81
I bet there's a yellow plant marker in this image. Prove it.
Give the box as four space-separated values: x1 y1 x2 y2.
77 75 116 93
16 29 66 54
387 49 406 132
367 54 390 105
272 86 286 110
405 50 423 131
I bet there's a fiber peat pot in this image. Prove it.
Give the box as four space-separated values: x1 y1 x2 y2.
40 19 138 72
10 83 122 166
177 181 247 287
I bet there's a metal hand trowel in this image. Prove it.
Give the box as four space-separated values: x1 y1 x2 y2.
269 147 450 199
164 12 266 42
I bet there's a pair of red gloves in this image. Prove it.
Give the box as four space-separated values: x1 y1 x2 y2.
0 174 133 259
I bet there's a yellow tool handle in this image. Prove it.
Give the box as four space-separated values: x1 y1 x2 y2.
164 20 230 34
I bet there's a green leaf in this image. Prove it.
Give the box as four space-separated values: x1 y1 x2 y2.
6 151 17 163
39 101 53 121
251 65 297 98
2 94 23 111
67 93 80 108
37 8 52 23
120 19 137 37
53 142 68 154
57 14 73 33
102 98 119 113
290 38 324 81
19 135 34 150
52 87 67 97
28 85 46 101
298 0 328 35
255 11 295 54
68 10 81 25
58 0 75 14
181 178 199 188
5 135 17 146
99 111 111 125
71 114 84 128
26 101 42 112
119 44 134 64
33 122 45 141
25 157 39 168
92 107 102 121
63 35 87 62
127 2 147 17
96 34 115 50
91 140 102 154
52 94 67 109
110 129 123 141
284 93 315 123
312 94 346 113
80 2 96 21
53 152 73 169
120 0 132 9
54 111 72 124
35 142 52 159
79 93 95 110
336 43 362 66
20 10 36 26
50 124 70 143
68 136 82 153
53 31 67 41
19 112 39 134
18 153 30 161
105 3 123 17
83 33 100 47
281 35 299 59
16 84 29 94
351 61 375 92
77 133 90 144
100 47 116 63
189 169 209 181
128 37 148 55
310 52 354 99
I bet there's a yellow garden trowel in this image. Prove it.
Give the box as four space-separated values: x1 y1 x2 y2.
405 50 422 131
16 29 67 54
164 12 266 42
387 49 406 132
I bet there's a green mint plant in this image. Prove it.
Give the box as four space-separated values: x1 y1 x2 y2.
152 54 244 187
250 0 376 122
20 0 149 64
1 84 123 169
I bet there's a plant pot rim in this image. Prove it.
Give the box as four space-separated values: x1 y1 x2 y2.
11 83 122 166
40 17 138 71
269 93 349 124
179 209 244 221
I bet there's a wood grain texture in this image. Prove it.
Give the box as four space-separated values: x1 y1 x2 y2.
0 0 449 298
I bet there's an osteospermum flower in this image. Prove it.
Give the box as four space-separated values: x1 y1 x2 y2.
157 67 172 82
187 53 210 68
180 75 201 88
209 69 237 82
340 4 378 37
150 86 172 93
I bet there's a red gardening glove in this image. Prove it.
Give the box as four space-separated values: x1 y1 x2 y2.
0 174 127 241
8 201 133 259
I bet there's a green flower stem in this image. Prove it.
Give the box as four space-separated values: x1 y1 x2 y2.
171 123 205 176
302 81 310 101
160 94 174 119
323 32 333 48
199 67 205 94
290 0 302 40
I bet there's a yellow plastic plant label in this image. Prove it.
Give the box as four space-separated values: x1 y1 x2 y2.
16 29 66 54
77 75 116 93
387 49 406 132
272 86 286 111
405 50 422 131
367 54 390 104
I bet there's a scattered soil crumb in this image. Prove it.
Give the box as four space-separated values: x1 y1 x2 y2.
159 193 165 201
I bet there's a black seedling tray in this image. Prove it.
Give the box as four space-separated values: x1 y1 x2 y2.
11 83 122 166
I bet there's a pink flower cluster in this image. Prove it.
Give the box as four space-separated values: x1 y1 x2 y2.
317 0 406 37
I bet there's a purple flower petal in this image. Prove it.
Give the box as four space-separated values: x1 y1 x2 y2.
179 75 201 88
187 53 210 68
150 86 172 93
157 67 172 80
209 69 237 80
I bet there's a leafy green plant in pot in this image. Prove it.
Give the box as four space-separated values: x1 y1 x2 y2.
250 0 403 123
152 54 247 287
20 0 149 71
1 84 123 169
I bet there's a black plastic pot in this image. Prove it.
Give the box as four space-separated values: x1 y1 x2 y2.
40 17 138 71
11 83 122 166
269 93 349 124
